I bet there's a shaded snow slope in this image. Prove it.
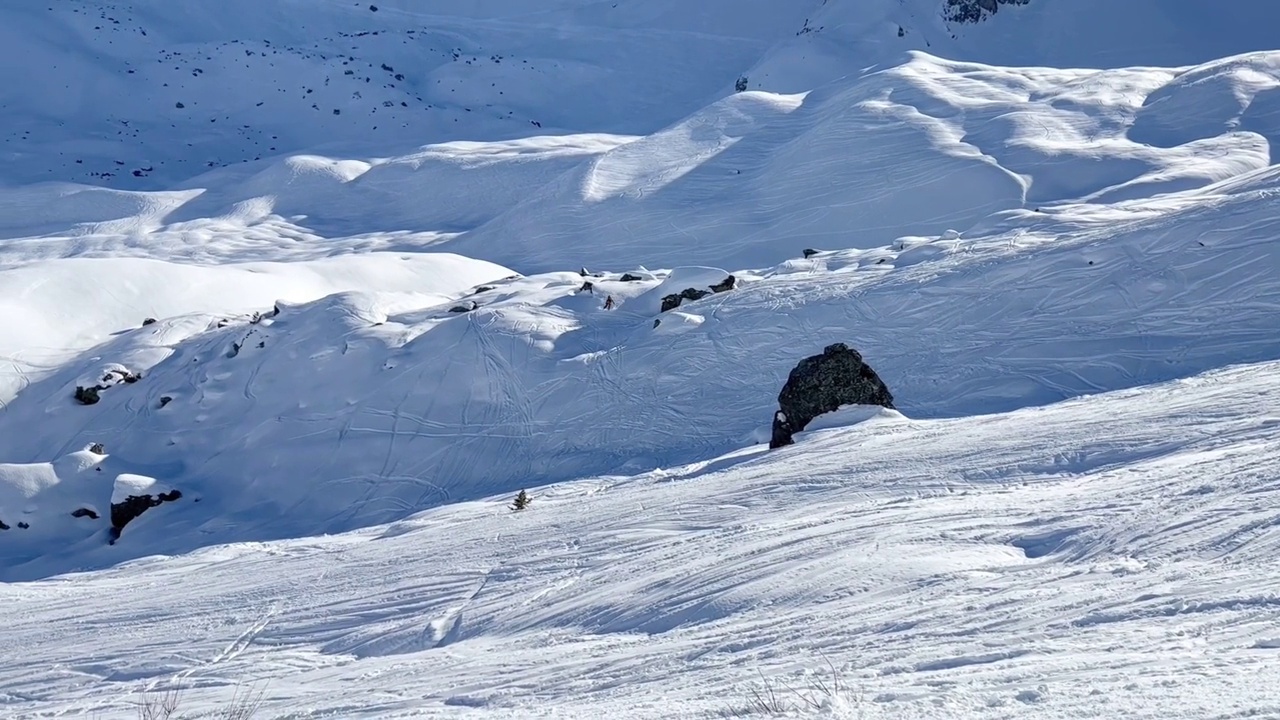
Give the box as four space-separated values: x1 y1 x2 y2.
4 362 1280 718
5 0 1278 191
455 51 1280 270
2 160 1278 578
4 51 1278 272
0 0 807 189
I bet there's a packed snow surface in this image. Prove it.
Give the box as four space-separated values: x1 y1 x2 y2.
6 366 1280 718
2 0 1280 718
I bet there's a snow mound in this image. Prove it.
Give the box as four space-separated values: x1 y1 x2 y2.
0 253 511 404
0 450 108 536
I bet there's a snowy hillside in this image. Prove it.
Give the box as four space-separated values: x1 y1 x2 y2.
2 0 1280 718
6 365 1280 718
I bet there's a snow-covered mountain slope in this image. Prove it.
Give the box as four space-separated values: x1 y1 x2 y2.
2 157 1279 579
5 362 1280 718
2 1 1280 717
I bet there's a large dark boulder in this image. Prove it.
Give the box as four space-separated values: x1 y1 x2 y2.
769 343 894 449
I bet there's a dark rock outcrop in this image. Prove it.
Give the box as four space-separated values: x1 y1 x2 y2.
709 275 736 293
661 288 711 312
142 317 157 326
109 489 182 544
89 443 106 455
449 301 479 313
803 248 820 259
72 507 100 520
769 343 894 449
76 369 142 405
943 0 1029 24
661 274 737 313
619 273 645 282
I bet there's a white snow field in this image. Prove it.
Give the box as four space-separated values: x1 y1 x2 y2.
2 0 1280 717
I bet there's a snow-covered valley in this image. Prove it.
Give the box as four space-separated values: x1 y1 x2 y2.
2 1 1280 717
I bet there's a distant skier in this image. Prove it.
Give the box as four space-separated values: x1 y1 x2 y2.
603 295 615 310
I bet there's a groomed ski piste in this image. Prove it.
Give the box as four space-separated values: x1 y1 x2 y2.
2 1 1280 718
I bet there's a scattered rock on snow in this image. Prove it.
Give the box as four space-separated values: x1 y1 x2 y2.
709 274 736 293
76 368 143 405
660 274 735 312
661 288 711 312
943 0 1030 24
74 386 101 405
88 443 106 455
769 343 894 448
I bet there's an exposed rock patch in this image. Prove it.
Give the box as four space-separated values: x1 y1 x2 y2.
75 368 142 405
661 274 736 313
944 0 1030 24
109 474 183 543
661 287 711 312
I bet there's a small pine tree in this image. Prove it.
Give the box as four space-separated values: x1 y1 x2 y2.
511 489 531 511
735 75 749 93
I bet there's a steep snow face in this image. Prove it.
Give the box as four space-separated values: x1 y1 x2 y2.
5 0 1279 191
0 0 808 189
